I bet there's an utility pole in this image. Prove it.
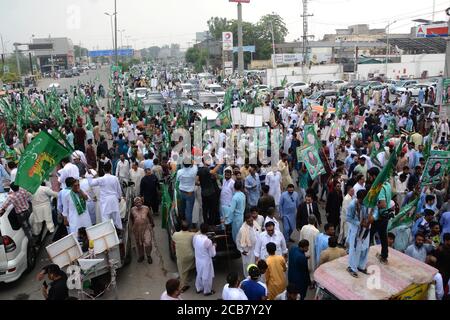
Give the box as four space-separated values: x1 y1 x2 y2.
14 43 21 77
237 2 244 76
270 20 278 87
301 0 313 65
114 0 118 65
432 0 436 22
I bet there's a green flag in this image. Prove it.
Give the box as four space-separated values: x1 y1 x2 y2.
160 184 172 230
364 143 400 208
215 105 232 130
297 146 326 180
388 197 419 232
370 134 385 167
281 76 287 87
16 131 71 194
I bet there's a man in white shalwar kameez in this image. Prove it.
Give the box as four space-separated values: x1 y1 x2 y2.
236 213 261 277
299 215 320 280
265 168 282 208
193 223 217 295
87 163 123 230
31 183 58 235
62 179 92 234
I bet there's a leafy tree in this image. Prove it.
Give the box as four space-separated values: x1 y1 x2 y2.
185 47 209 73
74 45 88 58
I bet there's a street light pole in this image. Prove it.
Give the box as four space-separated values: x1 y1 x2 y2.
105 12 115 51
114 0 118 65
237 2 244 76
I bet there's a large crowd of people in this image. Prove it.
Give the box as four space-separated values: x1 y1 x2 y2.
0 64 449 301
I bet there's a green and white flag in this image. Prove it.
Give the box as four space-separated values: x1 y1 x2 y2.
297 146 325 180
303 125 322 151
16 131 71 194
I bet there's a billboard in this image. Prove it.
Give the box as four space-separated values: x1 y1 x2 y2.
232 45 256 53
222 32 233 51
272 54 304 65
88 49 134 57
416 23 449 38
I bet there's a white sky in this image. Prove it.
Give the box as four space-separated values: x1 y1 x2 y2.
1 0 449 53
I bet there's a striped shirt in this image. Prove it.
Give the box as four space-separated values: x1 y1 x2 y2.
1 189 31 213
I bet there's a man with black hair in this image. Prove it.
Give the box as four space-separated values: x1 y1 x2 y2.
257 184 276 218
279 184 300 243
319 236 346 266
347 190 371 278
172 221 196 293
0 183 32 242
405 233 434 262
240 265 268 300
193 223 217 296
288 239 310 300
87 162 123 231
315 223 335 267
254 221 288 262
412 209 435 239
265 242 287 300
160 279 182 300
222 272 248 300
57 157 79 189
40 264 68 300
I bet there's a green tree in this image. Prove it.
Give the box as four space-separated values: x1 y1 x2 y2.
185 47 208 73
205 13 288 63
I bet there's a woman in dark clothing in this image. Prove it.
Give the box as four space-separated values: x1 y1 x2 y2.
325 180 343 229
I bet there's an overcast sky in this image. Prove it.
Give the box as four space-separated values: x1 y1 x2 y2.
1 0 449 53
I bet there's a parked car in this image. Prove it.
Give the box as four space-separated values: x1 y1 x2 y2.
397 83 436 97
130 87 149 100
205 84 226 100
194 91 219 106
71 67 80 76
324 80 348 90
0 193 49 283
393 80 419 95
272 86 286 99
306 90 339 105
289 82 309 93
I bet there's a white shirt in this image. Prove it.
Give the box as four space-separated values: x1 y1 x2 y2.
254 230 288 260
220 178 235 207
222 284 248 300
88 174 122 213
115 160 130 180
160 291 182 300
9 168 17 183
434 273 444 300
58 162 80 189
62 191 92 234
31 186 58 207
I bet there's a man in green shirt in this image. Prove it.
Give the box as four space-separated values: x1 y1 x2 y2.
369 180 392 264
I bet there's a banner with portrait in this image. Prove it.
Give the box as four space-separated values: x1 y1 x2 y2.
421 152 450 187
297 146 326 180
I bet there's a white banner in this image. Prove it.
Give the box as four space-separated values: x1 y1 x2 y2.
272 54 304 66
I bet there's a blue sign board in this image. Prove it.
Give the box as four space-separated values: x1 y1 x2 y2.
232 46 256 53
88 49 134 57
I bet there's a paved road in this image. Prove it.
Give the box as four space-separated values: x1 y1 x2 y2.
0 70 319 300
